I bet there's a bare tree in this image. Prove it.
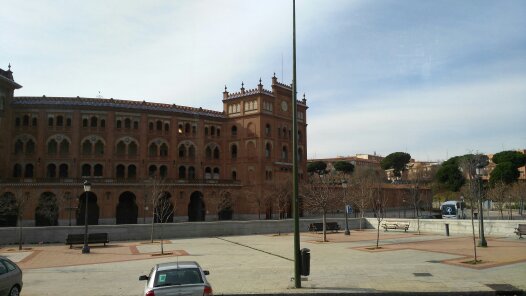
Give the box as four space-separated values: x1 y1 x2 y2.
268 178 292 220
0 188 30 250
486 181 509 219
349 167 383 230
510 182 526 217
460 182 480 263
217 190 233 220
301 174 342 242
146 177 174 255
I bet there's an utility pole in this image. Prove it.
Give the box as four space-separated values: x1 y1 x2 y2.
291 0 301 288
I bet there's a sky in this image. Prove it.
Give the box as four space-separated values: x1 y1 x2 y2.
1 0 525 162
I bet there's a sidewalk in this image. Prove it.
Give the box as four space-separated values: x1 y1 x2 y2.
1 230 525 295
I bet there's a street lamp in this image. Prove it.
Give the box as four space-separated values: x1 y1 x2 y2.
342 181 350 235
475 168 487 247
82 180 91 254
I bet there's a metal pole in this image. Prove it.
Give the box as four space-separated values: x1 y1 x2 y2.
477 176 487 247
344 206 350 235
82 182 90 254
68 195 72 226
292 0 301 288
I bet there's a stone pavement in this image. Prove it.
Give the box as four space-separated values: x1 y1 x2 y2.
1 230 525 295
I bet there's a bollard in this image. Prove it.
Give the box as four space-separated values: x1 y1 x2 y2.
445 223 450 236
300 248 310 276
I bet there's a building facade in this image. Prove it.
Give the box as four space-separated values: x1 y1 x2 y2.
0 67 308 226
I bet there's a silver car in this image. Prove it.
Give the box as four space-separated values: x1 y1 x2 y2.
139 261 212 296
0 256 23 296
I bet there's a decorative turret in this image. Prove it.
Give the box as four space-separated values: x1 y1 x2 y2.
258 78 263 91
223 85 229 100
240 82 245 94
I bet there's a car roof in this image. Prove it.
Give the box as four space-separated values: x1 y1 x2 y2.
156 261 201 271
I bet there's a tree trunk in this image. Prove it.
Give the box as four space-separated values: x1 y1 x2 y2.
470 199 478 263
359 210 364 230
150 212 155 243
18 216 23 251
376 219 380 249
322 211 327 242
160 224 164 255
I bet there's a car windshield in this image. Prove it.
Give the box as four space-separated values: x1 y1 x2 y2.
441 205 457 215
154 268 203 287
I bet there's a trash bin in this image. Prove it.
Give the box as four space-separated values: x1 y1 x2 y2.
300 248 310 276
474 213 478 219
445 223 450 236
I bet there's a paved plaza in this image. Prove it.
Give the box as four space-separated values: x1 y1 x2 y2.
1 230 525 295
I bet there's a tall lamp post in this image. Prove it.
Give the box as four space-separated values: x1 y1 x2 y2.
475 168 487 247
342 181 350 235
82 180 91 254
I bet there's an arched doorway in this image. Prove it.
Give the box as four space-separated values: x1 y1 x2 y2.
116 191 138 224
76 192 100 225
217 192 233 220
35 192 59 226
188 191 205 221
154 192 174 223
0 192 17 227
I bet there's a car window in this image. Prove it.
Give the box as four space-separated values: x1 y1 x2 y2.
0 260 8 275
3 260 17 271
154 268 203 287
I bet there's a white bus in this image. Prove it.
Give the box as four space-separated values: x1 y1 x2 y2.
440 200 466 219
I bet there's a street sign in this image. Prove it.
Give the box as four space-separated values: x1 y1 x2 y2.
346 205 353 214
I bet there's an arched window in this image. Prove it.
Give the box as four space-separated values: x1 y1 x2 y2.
47 164 57 178
116 120 122 128
81 164 91 176
60 140 69 154
178 145 186 158
128 165 136 179
298 148 303 162
13 164 22 178
94 140 104 155
265 124 271 136
205 167 212 179
124 118 131 129
211 126 215 136
164 123 169 132
23 115 29 126
100 119 105 128
185 123 191 134
217 128 220 137
26 140 35 154
90 116 98 127
265 143 272 159
94 164 103 176
178 166 186 179
32 117 38 127
204 127 209 136
156 120 162 131
213 167 220 179
82 118 88 127
298 131 302 142
282 127 287 138
192 125 197 135
159 165 168 178
189 145 196 159
116 141 126 155
159 143 168 157
82 141 91 154
148 165 157 177
133 121 139 129
48 139 58 154
231 144 237 159
232 170 237 181
24 164 34 178
129 142 138 156
149 122 154 131
15 117 21 127
14 140 23 154
188 167 196 179
282 146 288 161
116 164 125 179
66 118 71 127
56 116 64 126
205 146 212 159
59 164 68 178
213 147 220 159
178 124 183 134
149 143 157 157
48 117 54 127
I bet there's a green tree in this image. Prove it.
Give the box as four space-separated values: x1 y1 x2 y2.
307 161 327 175
333 161 354 175
435 164 464 192
380 152 411 178
492 151 526 167
489 162 520 186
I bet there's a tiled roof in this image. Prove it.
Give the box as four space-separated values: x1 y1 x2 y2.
13 96 225 118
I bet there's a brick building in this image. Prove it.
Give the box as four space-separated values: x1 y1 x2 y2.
0 66 308 226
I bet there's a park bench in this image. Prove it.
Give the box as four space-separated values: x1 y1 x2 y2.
66 233 109 248
381 221 410 232
308 222 340 233
515 224 526 239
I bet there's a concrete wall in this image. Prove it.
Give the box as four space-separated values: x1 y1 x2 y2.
0 217 364 245
365 218 525 237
